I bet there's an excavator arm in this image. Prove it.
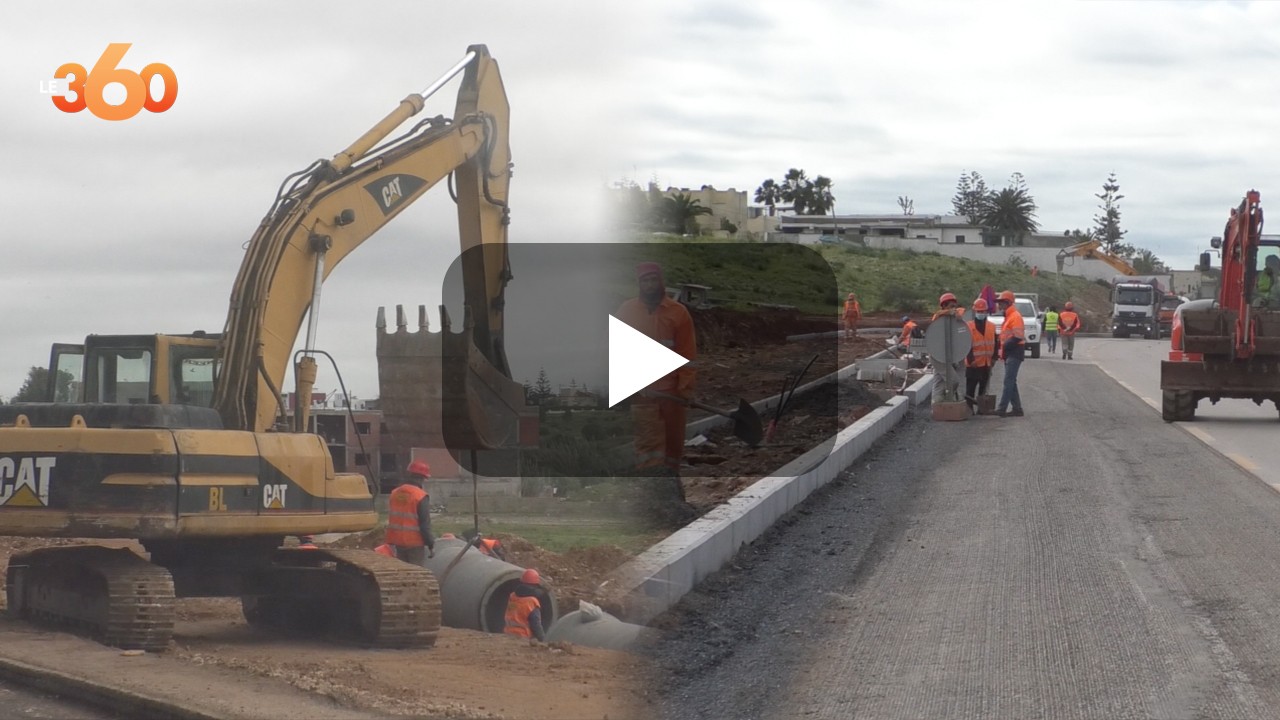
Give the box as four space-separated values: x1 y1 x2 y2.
213 45 514 435
1055 239 1138 276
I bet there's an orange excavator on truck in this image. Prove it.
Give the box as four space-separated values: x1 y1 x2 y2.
0 45 528 650
1161 190 1280 421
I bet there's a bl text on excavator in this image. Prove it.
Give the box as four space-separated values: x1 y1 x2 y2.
0 45 527 650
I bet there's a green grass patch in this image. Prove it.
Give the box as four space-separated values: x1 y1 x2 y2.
432 516 661 554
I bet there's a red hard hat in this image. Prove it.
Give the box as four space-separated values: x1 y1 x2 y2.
997 290 1016 303
1064 301 1074 310
374 544 395 557
939 292 958 306
973 298 988 312
521 568 541 585
407 460 431 477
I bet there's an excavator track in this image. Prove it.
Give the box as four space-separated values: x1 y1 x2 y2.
6 546 176 652
242 548 440 648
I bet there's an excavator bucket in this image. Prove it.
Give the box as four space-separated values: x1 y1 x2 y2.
1161 306 1280 400
376 304 535 452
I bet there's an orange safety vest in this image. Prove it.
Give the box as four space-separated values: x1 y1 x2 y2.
966 320 996 368
504 594 540 639
899 320 918 345
385 484 427 547
843 300 861 320
1000 307 1026 345
1059 310 1081 336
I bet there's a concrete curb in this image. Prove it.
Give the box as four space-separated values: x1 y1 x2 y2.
0 654 223 720
686 346 900 438
611 372 936 625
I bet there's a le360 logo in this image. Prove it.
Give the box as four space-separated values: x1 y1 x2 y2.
47 43 177 121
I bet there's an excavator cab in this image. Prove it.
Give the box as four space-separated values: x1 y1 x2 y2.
44 334 220 408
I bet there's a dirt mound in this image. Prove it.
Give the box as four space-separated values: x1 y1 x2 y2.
499 535 634 612
693 307 837 349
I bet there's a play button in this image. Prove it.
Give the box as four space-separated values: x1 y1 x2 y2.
608 315 691 408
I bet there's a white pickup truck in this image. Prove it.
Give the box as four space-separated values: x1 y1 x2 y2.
985 294 1043 359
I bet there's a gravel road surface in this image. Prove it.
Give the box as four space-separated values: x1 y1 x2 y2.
650 358 1280 719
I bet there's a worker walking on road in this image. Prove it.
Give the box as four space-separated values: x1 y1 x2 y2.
842 292 862 341
615 261 698 525
964 298 999 414
1043 306 1060 355
995 290 1026 417
384 461 436 565
1058 302 1082 360
504 569 547 644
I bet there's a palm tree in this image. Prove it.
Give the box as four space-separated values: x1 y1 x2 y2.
1132 248 1165 274
661 192 713 234
781 168 810 214
980 187 1040 246
754 179 781 216
806 176 835 215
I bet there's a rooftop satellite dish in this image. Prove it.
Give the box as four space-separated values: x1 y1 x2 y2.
924 315 972 404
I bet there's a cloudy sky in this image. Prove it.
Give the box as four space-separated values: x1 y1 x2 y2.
3 0 1278 401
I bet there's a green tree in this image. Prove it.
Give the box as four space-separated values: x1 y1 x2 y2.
1132 248 1165 274
780 168 810 213
12 366 73 403
898 195 915 216
530 368 554 405
951 170 990 224
806 175 835 215
659 192 713 234
1093 173 1130 256
980 180 1040 246
754 178 781 216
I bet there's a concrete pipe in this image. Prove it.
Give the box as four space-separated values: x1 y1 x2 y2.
545 601 658 652
420 539 558 633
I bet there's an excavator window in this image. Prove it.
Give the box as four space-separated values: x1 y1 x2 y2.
169 345 219 407
84 347 152 404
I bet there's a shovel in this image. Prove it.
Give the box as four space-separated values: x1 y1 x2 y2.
643 391 764 448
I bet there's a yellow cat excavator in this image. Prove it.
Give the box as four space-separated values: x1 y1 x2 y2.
0 45 527 650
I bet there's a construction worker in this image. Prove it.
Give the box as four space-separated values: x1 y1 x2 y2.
384 460 436 565
964 298 999 414
1043 305 1060 355
995 290 1026 417
462 529 509 562
1255 254 1280 307
615 261 697 525
931 292 965 321
1058 302 1082 360
842 292 862 340
898 315 918 349
503 568 546 643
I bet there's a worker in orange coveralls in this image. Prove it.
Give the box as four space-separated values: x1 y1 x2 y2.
615 261 697 525
842 292 862 340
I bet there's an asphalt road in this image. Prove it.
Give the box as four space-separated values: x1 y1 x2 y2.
1079 337 1280 489
650 357 1280 719
0 678 122 719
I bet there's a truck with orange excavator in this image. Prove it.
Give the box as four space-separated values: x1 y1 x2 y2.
0 46 530 650
1161 190 1280 422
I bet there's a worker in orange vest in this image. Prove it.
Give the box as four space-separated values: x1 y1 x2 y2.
463 529 509 562
964 298 999 414
503 569 547 644
994 290 1026 417
616 261 698 526
1058 302 1082 360
842 292 862 340
931 292 966 321
898 316 918 349
384 460 436 565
